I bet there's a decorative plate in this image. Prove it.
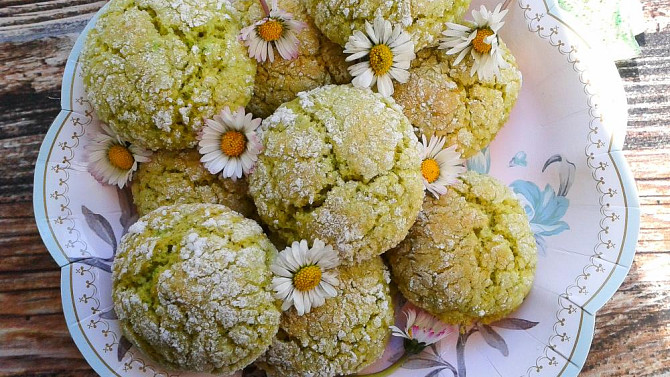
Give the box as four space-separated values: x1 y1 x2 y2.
33 0 640 376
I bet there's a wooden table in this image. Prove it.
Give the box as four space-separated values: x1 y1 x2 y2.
1 0 668 376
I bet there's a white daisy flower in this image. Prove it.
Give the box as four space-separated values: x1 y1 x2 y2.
239 0 306 63
198 107 263 180
439 3 509 80
344 16 415 97
390 307 455 353
86 124 151 189
420 134 466 198
271 239 340 316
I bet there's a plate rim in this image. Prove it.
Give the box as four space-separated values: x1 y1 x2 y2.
31 0 641 376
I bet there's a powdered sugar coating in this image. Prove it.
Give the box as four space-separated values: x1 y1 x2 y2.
81 0 256 150
224 0 264 26
237 0 352 118
386 171 537 325
258 257 394 377
393 43 522 158
302 0 471 51
131 149 256 218
248 85 425 265
112 204 280 373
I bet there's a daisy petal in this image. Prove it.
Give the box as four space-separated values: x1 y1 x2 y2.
269 239 341 316
351 67 375 89
376 74 394 97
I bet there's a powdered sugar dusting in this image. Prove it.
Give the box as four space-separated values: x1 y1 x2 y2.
249 85 425 265
112 203 280 374
260 258 393 377
80 0 255 150
302 0 470 51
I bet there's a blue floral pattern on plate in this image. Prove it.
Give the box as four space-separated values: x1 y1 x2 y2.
467 150 574 256
510 154 575 255
509 151 528 167
511 180 570 255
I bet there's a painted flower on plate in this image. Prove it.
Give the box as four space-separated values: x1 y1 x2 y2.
511 180 570 254
466 146 491 174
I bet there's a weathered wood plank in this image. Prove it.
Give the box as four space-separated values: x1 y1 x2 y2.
0 218 39 237
0 289 62 316
0 270 60 293
0 0 668 376
0 202 35 218
581 253 670 377
0 0 102 18
624 150 670 178
0 14 95 43
0 1 105 28
0 36 74 94
0 254 57 273
0 314 74 356
618 26 670 152
0 357 97 377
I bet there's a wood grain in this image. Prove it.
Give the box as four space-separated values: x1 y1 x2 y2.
0 0 668 376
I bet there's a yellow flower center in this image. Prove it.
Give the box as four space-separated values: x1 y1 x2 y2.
220 131 246 157
258 19 284 42
369 44 394 76
293 265 322 292
421 158 441 184
472 28 494 54
107 145 134 170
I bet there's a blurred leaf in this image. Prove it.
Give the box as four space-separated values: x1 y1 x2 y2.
389 349 405 363
542 154 576 197
490 318 539 330
425 367 447 377
70 257 112 273
99 307 118 320
403 357 444 369
427 343 441 360
117 187 138 235
117 336 132 362
456 332 467 377
479 325 509 357
82 205 116 254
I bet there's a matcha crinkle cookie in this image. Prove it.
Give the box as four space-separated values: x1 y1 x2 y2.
248 85 425 265
240 0 352 118
303 0 471 51
131 149 256 218
387 171 537 325
225 0 263 27
112 204 280 373
81 0 256 151
258 257 394 377
393 43 522 158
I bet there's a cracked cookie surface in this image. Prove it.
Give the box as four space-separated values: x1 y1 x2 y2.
131 149 256 218
235 0 352 118
258 257 394 377
387 171 536 325
302 0 471 51
393 43 522 158
248 85 425 265
81 0 256 150
112 203 280 374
